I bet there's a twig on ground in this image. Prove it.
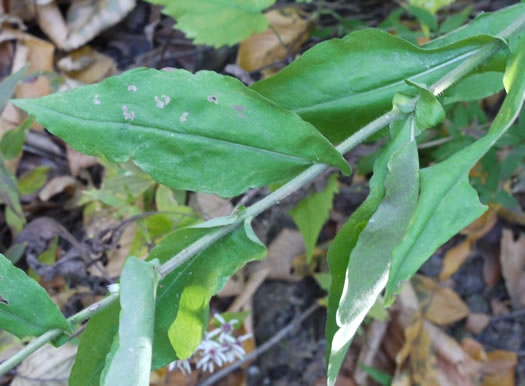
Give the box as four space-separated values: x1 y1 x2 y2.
199 303 320 386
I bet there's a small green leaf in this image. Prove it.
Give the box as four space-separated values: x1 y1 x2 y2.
3 242 27 264
13 68 349 198
0 117 33 160
69 301 120 386
146 0 276 48
0 153 24 233
406 81 446 131
385 38 525 305
252 29 508 143
102 257 160 386
359 364 393 386
0 253 69 339
405 5 438 31
290 173 339 263
326 118 418 385
0 65 28 112
442 72 504 105
148 217 266 368
438 6 472 35
408 0 454 14
17 166 51 196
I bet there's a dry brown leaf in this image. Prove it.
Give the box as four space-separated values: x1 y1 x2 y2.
36 1 68 49
465 313 491 334
106 221 137 277
227 267 269 312
195 192 233 219
261 229 305 281
13 32 54 101
412 275 469 325
217 271 245 298
440 206 498 280
496 205 525 226
64 0 137 51
5 0 35 21
12 343 77 386
353 320 389 384
482 351 517 386
237 7 311 75
461 337 487 363
490 299 510 315
59 46 117 84
500 229 525 307
67 144 98 176
439 237 474 281
38 175 77 201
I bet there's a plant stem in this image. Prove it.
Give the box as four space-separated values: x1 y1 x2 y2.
2 15 525 375
0 294 118 375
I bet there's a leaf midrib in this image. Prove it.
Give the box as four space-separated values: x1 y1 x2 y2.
34 105 314 165
290 49 479 113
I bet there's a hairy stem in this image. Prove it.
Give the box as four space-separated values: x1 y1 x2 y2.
2 17 524 375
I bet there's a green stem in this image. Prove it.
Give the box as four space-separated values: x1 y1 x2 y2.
0 294 118 375
2 14 525 376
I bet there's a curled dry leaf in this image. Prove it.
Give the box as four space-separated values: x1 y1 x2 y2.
237 6 312 77
499 229 525 308
261 228 305 281
58 46 117 84
195 192 233 219
36 1 68 49
67 145 98 177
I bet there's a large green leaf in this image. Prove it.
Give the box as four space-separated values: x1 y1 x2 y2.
442 72 504 105
69 301 120 386
0 254 69 339
327 118 419 386
13 68 349 198
385 39 525 305
146 0 276 48
251 30 506 143
102 257 160 386
148 218 266 368
290 173 339 263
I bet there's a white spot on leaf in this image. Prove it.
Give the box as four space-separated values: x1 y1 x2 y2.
93 94 101 105
207 96 218 104
180 111 189 122
122 105 135 121
128 85 137 92
155 95 171 109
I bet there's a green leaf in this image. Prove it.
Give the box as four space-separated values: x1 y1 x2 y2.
385 38 525 305
405 5 438 31
0 65 28 112
0 117 33 160
326 121 416 379
290 173 339 263
442 72 504 105
3 242 27 264
0 153 24 232
438 5 472 35
148 217 266 367
146 0 276 48
0 253 69 339
407 81 446 131
69 301 120 386
17 166 51 196
426 3 525 49
327 118 419 386
102 257 160 386
13 68 349 198
251 29 507 143
408 0 454 14
359 364 393 386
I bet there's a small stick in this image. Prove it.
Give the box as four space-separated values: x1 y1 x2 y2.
200 303 320 386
